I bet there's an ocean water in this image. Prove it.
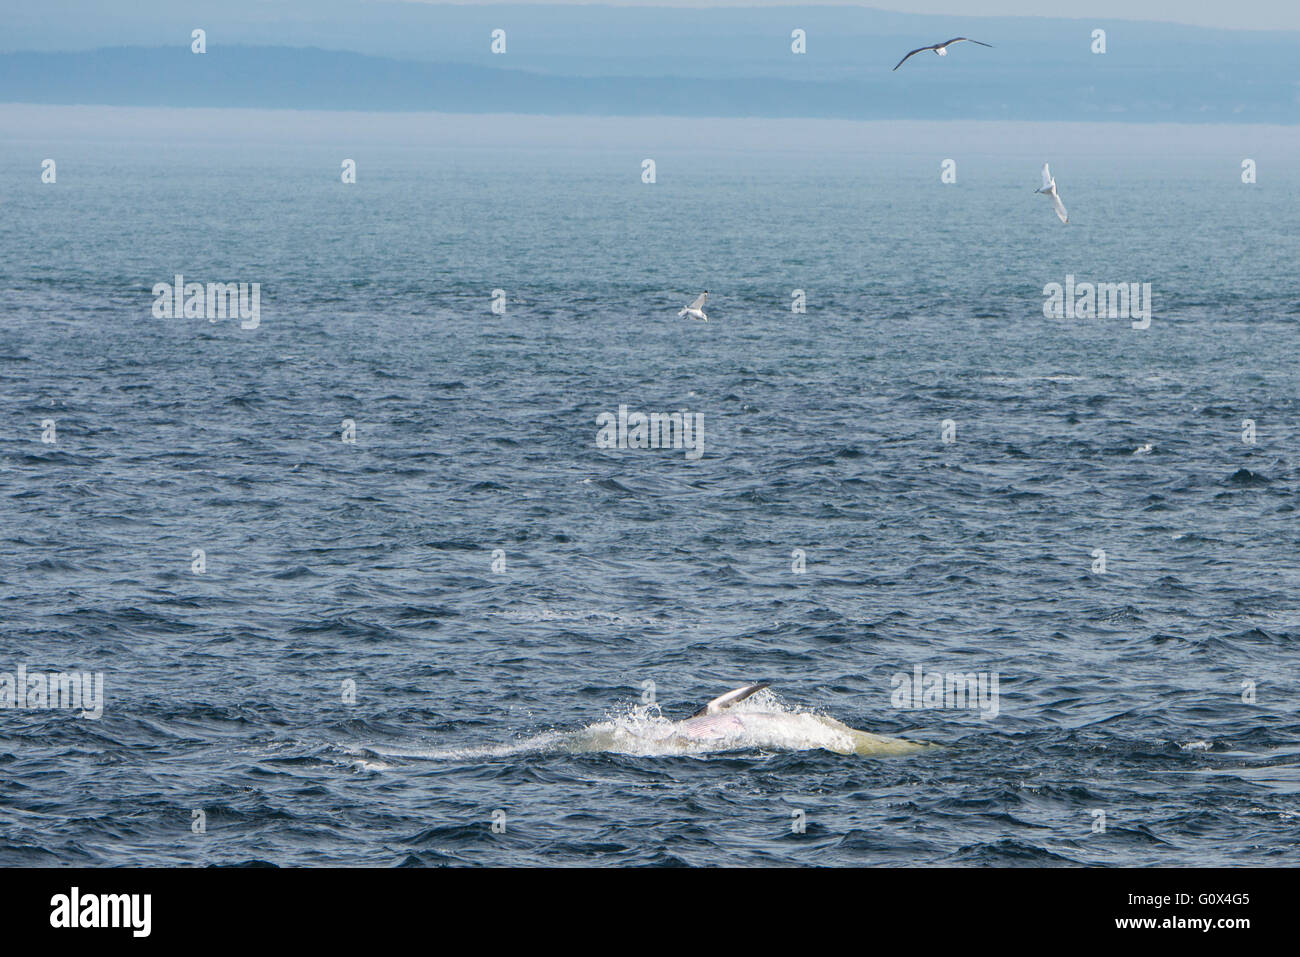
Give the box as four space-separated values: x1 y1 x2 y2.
1 106 1298 866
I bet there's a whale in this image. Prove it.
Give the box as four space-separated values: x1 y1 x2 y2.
354 682 929 764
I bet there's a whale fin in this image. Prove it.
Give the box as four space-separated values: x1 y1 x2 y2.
690 681 771 718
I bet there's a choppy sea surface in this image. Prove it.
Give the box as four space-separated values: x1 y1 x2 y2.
1 107 1298 866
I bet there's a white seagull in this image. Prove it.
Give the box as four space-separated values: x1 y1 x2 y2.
1036 163 1069 224
893 37 992 71
678 291 708 321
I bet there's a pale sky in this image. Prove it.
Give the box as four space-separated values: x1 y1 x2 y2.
403 0 1300 31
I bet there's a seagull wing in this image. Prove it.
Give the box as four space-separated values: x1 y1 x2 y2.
892 46 931 70
688 292 708 310
947 37 993 48
1041 163 1054 190
1052 192 1068 224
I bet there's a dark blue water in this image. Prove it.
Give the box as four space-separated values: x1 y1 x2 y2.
1 108 1298 865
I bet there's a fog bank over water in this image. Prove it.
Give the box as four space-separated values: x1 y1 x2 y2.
4 105 1298 162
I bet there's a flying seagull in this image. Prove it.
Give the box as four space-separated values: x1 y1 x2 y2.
893 37 992 71
678 291 708 321
1036 163 1069 224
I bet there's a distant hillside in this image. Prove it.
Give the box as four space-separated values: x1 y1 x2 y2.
2 3 1298 122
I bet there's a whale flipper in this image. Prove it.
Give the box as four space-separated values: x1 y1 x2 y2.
690 681 771 719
